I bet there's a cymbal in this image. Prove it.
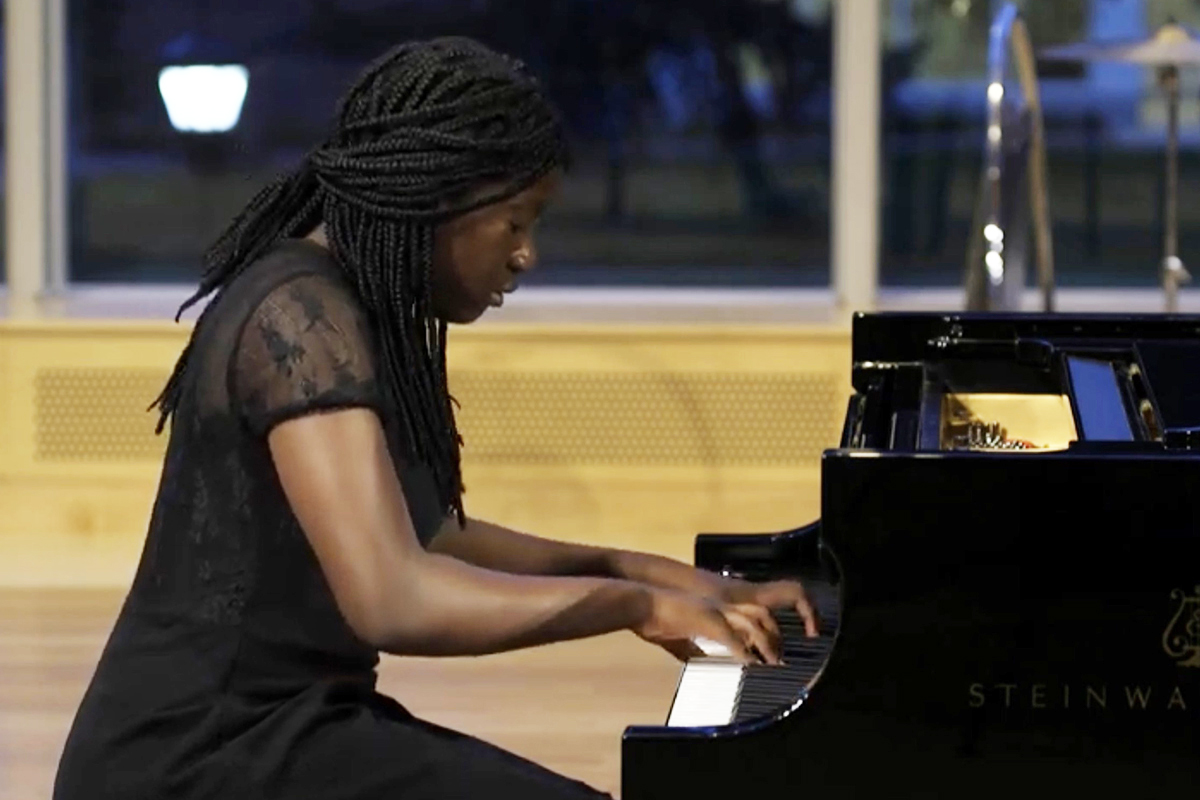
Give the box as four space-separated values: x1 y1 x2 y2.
1041 22 1200 66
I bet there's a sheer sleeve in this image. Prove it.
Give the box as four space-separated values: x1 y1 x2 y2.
232 271 385 437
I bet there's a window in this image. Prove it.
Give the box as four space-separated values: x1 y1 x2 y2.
881 0 1199 289
0 8 6 285
68 0 832 288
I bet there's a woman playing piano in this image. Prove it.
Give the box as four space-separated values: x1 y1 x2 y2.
52 38 818 800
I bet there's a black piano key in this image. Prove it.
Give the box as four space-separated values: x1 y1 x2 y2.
782 642 832 655
780 650 830 663
729 579 841 725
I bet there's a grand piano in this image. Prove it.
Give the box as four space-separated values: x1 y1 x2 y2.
623 312 1200 798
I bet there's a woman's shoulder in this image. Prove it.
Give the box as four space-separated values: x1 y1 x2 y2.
186 238 372 398
223 241 383 437
236 238 349 298
203 239 360 338
228 238 373 354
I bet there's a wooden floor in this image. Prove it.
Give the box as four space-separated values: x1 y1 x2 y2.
1 589 680 799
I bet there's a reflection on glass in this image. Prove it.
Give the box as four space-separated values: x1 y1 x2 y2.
157 65 249 134
881 0 1200 289
67 0 833 286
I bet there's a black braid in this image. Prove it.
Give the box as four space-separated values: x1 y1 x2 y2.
149 37 569 524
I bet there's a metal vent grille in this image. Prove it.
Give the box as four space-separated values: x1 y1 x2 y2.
451 371 840 466
34 369 169 461
30 368 841 467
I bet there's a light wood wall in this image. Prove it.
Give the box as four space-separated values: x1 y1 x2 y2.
0 320 852 587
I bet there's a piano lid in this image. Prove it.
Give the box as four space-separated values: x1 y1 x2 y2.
850 312 1200 451
850 311 1200 368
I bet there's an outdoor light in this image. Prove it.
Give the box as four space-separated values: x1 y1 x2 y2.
157 64 249 134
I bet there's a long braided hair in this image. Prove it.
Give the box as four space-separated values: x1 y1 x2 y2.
150 37 569 523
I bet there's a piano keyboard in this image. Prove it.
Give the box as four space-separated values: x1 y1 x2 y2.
665 579 840 728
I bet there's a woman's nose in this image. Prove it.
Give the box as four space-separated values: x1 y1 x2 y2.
511 241 537 273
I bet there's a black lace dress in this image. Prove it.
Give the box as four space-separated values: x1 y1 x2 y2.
52 240 611 800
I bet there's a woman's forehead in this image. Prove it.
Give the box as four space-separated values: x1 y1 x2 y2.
447 168 561 220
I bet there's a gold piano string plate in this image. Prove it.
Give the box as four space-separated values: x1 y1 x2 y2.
940 393 1077 452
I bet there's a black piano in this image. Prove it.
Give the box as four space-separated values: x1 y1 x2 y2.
623 312 1200 799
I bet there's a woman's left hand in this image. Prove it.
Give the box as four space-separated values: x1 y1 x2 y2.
612 552 820 638
711 576 820 638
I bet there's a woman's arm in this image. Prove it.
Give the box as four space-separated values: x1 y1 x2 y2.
268 407 776 661
427 516 622 577
430 516 744 589
430 518 820 637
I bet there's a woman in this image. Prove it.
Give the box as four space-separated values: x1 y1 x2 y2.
53 37 817 800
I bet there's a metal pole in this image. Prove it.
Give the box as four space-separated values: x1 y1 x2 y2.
832 0 880 318
968 3 1023 312
1010 16 1055 312
1161 66 1189 312
4 0 51 317
3 0 66 317
46 0 69 299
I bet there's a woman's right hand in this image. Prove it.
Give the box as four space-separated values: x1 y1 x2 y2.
632 588 782 665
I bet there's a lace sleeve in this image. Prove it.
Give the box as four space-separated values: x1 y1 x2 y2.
232 271 384 437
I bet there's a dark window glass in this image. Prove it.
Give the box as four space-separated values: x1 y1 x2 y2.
882 0 1200 289
68 0 832 287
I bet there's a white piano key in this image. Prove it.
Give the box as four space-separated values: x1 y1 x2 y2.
692 637 733 658
664 582 842 729
666 659 744 728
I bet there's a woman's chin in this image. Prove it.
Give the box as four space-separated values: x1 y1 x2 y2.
439 302 489 325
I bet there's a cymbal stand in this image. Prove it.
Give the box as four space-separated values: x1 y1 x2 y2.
1160 64 1191 312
